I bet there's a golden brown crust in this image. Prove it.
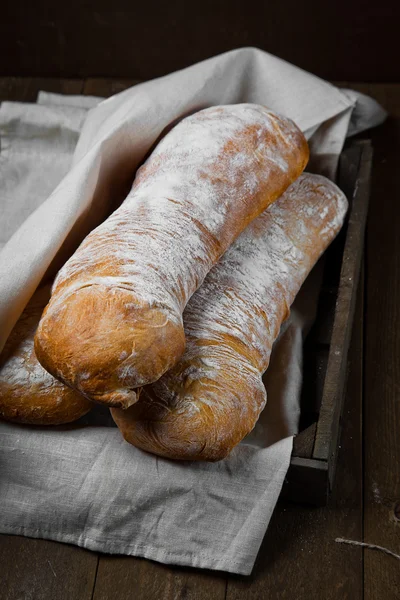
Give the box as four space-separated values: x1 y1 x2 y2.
111 174 348 460
35 104 308 409
35 287 184 408
0 286 93 425
111 368 267 461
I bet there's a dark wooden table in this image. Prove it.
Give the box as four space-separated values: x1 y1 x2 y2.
1 79 399 600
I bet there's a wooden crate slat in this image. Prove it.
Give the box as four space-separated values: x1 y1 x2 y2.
292 422 317 458
313 141 372 474
285 139 371 504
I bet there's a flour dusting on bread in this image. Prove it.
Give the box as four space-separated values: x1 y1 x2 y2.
35 104 308 407
112 174 348 460
0 286 92 425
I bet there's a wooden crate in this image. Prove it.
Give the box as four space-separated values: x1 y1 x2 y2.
281 138 372 506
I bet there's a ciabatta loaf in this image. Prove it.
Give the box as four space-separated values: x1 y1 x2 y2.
111 174 348 460
35 104 308 408
0 286 93 425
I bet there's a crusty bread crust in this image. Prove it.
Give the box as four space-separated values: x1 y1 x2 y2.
111 174 348 460
35 104 308 408
0 285 93 425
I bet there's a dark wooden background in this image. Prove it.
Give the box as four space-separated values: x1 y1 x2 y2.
1 0 399 81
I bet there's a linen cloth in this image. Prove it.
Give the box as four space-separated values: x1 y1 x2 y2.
0 48 386 575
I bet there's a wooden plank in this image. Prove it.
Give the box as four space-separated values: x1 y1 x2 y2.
311 287 338 346
25 77 84 99
226 263 364 599
84 78 142 98
285 140 367 505
0 536 98 600
292 422 317 458
364 87 400 599
0 75 98 600
0 77 83 103
297 346 329 423
92 557 226 600
313 142 371 475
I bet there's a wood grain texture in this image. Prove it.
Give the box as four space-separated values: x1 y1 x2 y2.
1 1 399 82
0 536 98 600
292 423 317 458
313 142 371 470
364 87 400 599
92 557 226 600
286 139 370 507
226 267 364 599
311 288 338 346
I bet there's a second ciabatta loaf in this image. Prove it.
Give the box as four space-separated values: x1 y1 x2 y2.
0 285 93 425
111 174 348 460
35 104 308 408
